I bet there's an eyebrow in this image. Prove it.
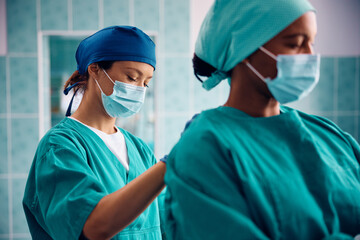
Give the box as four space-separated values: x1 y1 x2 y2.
282 33 308 39
125 67 153 79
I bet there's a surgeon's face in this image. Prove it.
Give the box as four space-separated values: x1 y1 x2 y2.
99 61 154 96
247 11 317 81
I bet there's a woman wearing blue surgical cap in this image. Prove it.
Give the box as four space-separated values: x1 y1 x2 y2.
23 26 167 240
165 0 360 239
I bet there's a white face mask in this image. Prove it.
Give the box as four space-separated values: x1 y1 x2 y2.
245 47 321 104
94 69 147 118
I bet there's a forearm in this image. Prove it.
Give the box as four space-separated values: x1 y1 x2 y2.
83 161 166 240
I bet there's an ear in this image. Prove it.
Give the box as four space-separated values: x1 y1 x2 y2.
87 63 101 79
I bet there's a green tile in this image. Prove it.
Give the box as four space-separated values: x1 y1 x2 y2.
12 178 28 234
134 0 159 31
73 0 99 30
10 57 38 114
0 179 9 234
41 0 68 30
0 118 8 174
162 57 190 112
7 0 37 53
158 115 189 156
0 57 6 113
337 115 356 139
337 57 356 111
103 0 129 27
193 77 227 113
313 57 335 111
164 0 190 53
49 36 81 74
11 118 39 174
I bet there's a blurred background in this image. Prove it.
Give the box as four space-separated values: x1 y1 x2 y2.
0 0 359 238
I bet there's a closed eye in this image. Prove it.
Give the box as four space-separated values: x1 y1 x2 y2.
127 76 136 82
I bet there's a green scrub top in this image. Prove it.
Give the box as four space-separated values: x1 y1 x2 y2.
165 106 360 240
23 118 164 240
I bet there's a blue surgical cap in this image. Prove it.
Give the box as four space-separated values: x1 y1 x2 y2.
76 26 156 74
195 0 316 90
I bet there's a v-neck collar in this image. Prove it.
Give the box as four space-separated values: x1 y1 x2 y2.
64 118 132 183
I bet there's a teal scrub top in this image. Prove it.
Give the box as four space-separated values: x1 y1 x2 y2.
165 106 360 240
23 118 164 240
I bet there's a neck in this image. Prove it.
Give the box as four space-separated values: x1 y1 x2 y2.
224 65 280 118
71 83 117 134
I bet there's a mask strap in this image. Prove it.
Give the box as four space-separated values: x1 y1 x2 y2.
94 78 105 94
259 47 277 61
65 88 79 117
64 82 80 117
245 62 267 83
102 69 115 85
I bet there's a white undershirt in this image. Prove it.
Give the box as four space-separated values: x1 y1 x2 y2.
69 117 129 171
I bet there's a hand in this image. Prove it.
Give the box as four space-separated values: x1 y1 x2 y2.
160 155 168 164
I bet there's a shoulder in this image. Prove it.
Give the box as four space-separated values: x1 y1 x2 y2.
282 106 344 133
36 118 88 158
179 107 235 146
282 106 357 146
169 108 230 165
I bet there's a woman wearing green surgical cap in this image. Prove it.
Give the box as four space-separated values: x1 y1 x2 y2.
165 0 360 239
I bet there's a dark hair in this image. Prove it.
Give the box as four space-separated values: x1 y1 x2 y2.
192 54 217 83
63 61 115 91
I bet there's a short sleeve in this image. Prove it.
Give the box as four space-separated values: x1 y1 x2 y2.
36 144 107 240
164 130 269 240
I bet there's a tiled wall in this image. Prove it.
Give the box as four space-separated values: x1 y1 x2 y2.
0 0 359 239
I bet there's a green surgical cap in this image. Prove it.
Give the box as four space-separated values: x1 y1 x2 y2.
195 0 316 90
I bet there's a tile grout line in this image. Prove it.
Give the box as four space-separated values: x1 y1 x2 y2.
6 56 13 239
355 57 359 140
188 0 194 117
68 0 73 31
0 173 28 179
333 58 338 123
154 0 165 157
6 53 38 58
36 0 41 32
37 0 44 143
37 32 44 139
129 0 134 26
98 0 104 29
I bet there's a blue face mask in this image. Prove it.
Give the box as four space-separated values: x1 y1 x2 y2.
245 47 320 104
94 69 146 118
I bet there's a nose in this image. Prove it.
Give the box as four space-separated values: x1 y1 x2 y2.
302 42 314 54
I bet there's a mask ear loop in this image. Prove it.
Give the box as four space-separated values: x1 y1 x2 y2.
259 47 278 61
244 46 278 83
102 69 115 84
245 62 267 83
94 68 115 94
94 78 105 93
